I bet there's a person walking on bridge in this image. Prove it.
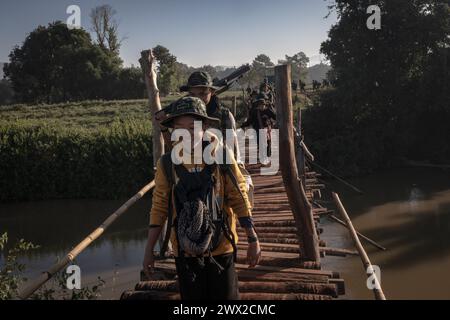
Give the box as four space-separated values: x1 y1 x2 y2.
143 97 261 300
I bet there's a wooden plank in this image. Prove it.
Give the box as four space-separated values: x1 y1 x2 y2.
134 280 337 297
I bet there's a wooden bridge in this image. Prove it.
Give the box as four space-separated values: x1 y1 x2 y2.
17 64 385 301
120 162 347 300
119 65 383 301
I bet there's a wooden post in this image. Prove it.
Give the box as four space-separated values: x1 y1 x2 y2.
332 192 387 300
275 64 320 263
139 50 164 168
139 50 168 253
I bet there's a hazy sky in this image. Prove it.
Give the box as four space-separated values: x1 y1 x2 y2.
0 0 337 67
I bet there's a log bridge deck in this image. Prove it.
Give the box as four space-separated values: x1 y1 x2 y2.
121 162 349 300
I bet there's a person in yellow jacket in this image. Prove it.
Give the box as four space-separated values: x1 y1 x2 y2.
143 96 261 300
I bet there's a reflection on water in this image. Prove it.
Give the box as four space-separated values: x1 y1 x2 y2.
408 185 425 210
321 167 450 300
1 167 450 299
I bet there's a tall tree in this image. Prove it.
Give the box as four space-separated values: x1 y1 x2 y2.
254 54 275 68
152 45 178 95
242 54 275 87
304 0 450 175
278 52 309 82
197 65 218 79
4 21 121 103
321 0 449 117
90 5 122 57
0 79 14 105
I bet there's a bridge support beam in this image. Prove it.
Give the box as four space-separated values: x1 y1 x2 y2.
274 64 321 263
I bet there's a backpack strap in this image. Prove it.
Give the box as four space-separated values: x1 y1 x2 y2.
220 164 247 205
219 163 250 262
159 153 174 259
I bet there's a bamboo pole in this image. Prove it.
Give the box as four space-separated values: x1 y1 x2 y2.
139 49 164 167
312 200 386 251
275 64 320 263
328 214 387 251
332 192 386 300
232 95 237 117
17 180 156 300
300 141 315 162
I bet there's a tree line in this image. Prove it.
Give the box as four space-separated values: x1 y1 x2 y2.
0 4 311 105
304 0 449 175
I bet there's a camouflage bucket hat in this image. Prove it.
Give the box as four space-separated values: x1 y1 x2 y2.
160 96 220 128
179 71 221 92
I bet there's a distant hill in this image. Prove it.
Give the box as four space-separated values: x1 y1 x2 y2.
306 63 331 84
0 63 4 79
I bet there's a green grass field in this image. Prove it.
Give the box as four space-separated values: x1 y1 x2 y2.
0 89 312 128
0 88 312 130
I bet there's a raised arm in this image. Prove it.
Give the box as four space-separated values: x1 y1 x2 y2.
141 49 160 101
139 49 168 163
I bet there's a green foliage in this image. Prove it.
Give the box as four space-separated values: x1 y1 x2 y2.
0 232 105 300
2 20 146 104
241 54 275 87
32 272 105 300
0 79 14 105
0 103 156 201
4 21 123 104
152 45 178 95
0 232 39 300
113 67 146 100
90 5 122 57
278 52 309 83
304 0 450 176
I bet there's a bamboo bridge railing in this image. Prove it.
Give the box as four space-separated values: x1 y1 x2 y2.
17 181 156 299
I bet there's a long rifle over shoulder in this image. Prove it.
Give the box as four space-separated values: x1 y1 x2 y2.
213 64 251 95
155 64 251 123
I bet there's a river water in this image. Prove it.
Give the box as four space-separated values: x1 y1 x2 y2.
0 197 152 299
321 167 450 300
1 167 450 299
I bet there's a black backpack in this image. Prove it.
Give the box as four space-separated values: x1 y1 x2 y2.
159 153 245 260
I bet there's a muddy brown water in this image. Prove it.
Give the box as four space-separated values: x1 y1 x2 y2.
1 167 450 299
321 167 450 300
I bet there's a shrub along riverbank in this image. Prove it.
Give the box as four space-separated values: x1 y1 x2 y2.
0 119 154 202
0 93 254 202
0 99 159 202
